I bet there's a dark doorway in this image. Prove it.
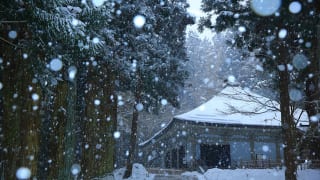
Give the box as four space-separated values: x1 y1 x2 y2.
165 146 186 169
200 144 230 168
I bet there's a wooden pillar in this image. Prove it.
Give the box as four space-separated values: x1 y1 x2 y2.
317 25 320 121
223 131 229 143
191 138 196 169
161 151 165 168
250 136 255 160
170 150 173 168
275 141 281 163
176 147 179 169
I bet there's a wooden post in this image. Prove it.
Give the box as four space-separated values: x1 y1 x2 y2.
249 136 255 161
170 150 172 168
175 147 178 169
275 141 281 163
317 25 320 121
161 152 165 168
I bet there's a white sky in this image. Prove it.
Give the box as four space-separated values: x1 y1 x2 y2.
187 0 214 39
187 0 204 18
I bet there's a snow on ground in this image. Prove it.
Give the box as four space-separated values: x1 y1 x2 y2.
182 168 320 180
113 164 155 180
102 164 320 180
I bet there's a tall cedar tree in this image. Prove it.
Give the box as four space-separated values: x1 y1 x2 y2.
199 1 320 180
1 0 194 179
1 0 118 179
108 0 194 178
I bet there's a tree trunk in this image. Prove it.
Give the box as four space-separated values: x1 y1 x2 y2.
1 50 22 179
124 80 141 178
37 91 52 179
124 105 139 178
1 23 40 179
278 43 297 180
305 25 320 135
39 81 69 179
59 80 77 179
81 66 116 179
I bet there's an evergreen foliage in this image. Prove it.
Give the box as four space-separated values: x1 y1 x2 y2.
199 0 319 90
108 0 193 177
198 1 320 180
1 0 193 179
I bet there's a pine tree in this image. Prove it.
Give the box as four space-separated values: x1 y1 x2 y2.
199 1 320 179
1 1 43 178
1 0 118 179
1 0 193 179
106 0 193 178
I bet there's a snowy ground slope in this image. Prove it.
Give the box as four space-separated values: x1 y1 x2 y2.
182 168 320 180
105 164 320 180
113 164 155 180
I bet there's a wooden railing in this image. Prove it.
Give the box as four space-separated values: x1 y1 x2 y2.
146 159 320 174
147 168 185 175
297 159 320 170
238 160 282 169
239 159 320 169
309 160 320 168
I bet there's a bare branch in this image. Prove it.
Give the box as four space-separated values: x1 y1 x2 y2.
221 88 280 113
219 103 276 115
0 20 27 23
0 37 18 47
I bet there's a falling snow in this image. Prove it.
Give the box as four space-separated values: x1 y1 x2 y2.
310 116 319 123
92 0 105 7
278 29 287 39
161 99 168 106
118 101 125 106
8 30 18 39
96 144 102 149
31 93 40 101
85 144 89 149
262 145 270 152
135 103 144 111
255 65 264 72
250 0 281 16
68 66 77 80
71 164 81 176
71 18 79 26
227 75 236 84
289 1 302 14
277 65 286 71
289 88 303 102
133 15 146 29
49 58 63 72
92 37 100 44
16 167 31 179
238 26 246 33
113 131 121 139
287 64 293 71
23 53 28 59
292 54 309 70
305 42 312 48
94 99 101 106
2 1 320 180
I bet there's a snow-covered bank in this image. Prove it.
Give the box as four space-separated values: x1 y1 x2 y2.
113 164 154 180
182 168 320 180
101 163 320 180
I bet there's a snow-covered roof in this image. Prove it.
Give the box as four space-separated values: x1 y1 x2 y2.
139 86 309 146
175 86 308 126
